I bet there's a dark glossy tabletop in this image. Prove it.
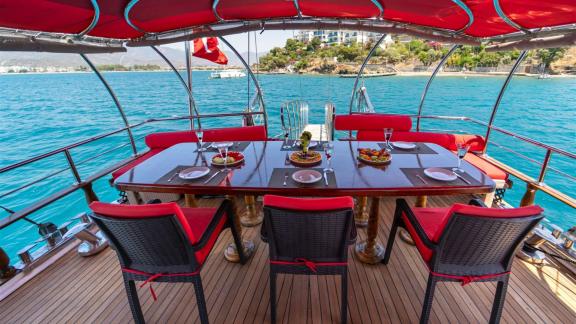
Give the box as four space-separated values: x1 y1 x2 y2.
115 141 495 197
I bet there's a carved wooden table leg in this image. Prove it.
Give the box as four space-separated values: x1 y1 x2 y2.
399 195 427 245
355 197 385 264
184 194 198 208
224 195 255 263
240 195 263 227
354 196 369 227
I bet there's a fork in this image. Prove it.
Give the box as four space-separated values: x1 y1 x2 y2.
283 172 289 186
167 172 179 182
416 174 428 185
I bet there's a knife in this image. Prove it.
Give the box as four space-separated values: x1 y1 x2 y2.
204 170 222 184
323 171 329 186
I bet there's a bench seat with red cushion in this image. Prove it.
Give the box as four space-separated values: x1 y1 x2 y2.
334 114 413 132
463 153 508 181
356 130 487 153
145 125 267 150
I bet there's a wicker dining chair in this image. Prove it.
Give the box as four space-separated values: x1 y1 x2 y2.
261 195 356 324
89 199 246 324
383 198 543 324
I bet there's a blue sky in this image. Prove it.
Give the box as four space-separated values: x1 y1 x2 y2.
165 30 294 53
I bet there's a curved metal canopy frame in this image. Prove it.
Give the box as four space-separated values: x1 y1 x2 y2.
451 0 474 34
416 44 461 131
493 0 531 34
150 45 201 129
124 0 146 33
212 0 224 22
484 50 528 153
77 0 100 37
80 54 137 155
218 36 268 129
348 33 387 114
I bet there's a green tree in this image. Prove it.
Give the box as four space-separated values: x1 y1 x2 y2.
535 48 566 70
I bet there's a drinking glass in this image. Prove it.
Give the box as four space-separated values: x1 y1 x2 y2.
323 142 334 172
196 129 206 152
384 128 393 150
282 127 292 149
453 144 469 173
217 144 229 169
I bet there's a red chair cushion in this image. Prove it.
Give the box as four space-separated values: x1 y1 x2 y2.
263 195 354 211
357 131 486 152
402 207 451 262
111 149 162 180
404 204 543 262
334 114 412 132
464 154 508 181
89 202 227 265
145 126 268 149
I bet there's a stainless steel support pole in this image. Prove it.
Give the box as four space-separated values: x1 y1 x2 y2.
184 41 196 130
416 44 461 131
218 36 268 130
348 34 387 114
483 50 528 154
151 45 201 129
80 54 137 155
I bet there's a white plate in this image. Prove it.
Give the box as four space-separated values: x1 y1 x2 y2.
292 169 322 184
179 166 210 180
424 167 457 182
392 142 417 150
296 140 318 148
211 142 234 149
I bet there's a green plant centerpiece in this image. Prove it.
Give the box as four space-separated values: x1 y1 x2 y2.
300 131 313 156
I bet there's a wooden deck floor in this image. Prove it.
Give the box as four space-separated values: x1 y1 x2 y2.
1 195 575 323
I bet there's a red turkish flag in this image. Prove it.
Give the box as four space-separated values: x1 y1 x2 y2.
192 37 228 65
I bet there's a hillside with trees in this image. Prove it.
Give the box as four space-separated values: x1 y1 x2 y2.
257 36 571 75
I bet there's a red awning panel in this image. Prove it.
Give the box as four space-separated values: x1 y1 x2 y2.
0 0 574 40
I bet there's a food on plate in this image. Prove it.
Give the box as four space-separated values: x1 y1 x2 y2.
211 151 244 166
289 150 322 166
357 148 392 164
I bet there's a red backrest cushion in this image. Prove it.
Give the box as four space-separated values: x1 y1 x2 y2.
334 114 412 131
145 125 268 149
356 131 486 152
432 204 543 242
263 195 354 211
89 202 197 244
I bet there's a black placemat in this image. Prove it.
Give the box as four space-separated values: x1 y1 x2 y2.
401 168 480 187
195 141 251 153
279 140 327 151
156 165 229 186
268 168 337 188
377 142 437 154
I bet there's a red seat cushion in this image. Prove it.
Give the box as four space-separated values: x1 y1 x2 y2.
402 207 451 262
263 195 354 211
111 149 162 180
334 114 412 132
89 202 227 266
357 131 486 152
145 125 268 149
181 207 228 265
464 154 508 181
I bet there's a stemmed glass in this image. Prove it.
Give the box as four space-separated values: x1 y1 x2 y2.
282 126 292 149
384 128 393 151
216 143 229 169
196 129 207 152
323 142 334 173
453 144 469 173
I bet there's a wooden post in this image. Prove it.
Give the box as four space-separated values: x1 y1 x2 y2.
224 196 255 263
240 195 263 227
82 183 99 204
355 197 384 264
354 196 369 227
184 194 198 208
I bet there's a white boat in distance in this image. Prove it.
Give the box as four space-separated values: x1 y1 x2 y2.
210 69 246 79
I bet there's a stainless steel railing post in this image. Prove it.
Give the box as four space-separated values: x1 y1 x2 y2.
349 34 387 114
483 50 528 154
416 44 461 131
80 54 138 156
184 41 198 130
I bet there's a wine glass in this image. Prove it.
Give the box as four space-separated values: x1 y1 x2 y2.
282 126 291 149
323 142 334 173
216 144 229 169
453 144 469 173
196 129 206 152
384 128 393 150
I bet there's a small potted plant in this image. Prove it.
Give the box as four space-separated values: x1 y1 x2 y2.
300 131 312 156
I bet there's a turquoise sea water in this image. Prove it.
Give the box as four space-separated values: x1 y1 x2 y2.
0 71 574 264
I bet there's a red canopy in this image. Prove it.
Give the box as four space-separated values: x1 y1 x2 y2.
0 0 574 41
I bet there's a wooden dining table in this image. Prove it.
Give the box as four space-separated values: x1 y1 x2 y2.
115 140 495 264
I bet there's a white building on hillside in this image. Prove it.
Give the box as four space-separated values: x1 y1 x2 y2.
294 30 392 48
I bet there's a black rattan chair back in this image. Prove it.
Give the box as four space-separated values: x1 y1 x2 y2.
433 212 543 275
91 213 198 273
263 207 354 263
